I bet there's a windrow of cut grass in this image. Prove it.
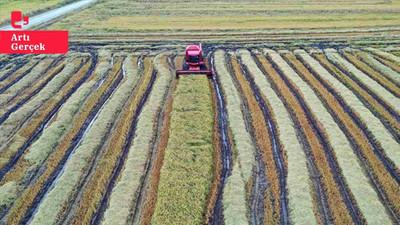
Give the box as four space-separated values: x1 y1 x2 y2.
367 52 400 74
0 58 56 106
229 54 280 224
325 49 400 113
341 51 400 98
355 51 400 84
292 50 400 217
0 57 85 166
214 50 254 225
6 54 119 225
266 49 391 224
313 53 400 146
364 47 400 64
0 59 39 91
151 74 213 225
257 50 351 224
0 60 66 119
71 55 146 224
139 55 176 225
239 50 316 225
28 59 134 225
0 59 98 216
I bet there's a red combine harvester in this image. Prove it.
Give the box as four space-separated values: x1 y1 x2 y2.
176 43 215 78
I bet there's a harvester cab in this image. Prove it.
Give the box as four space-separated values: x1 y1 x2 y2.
175 43 215 78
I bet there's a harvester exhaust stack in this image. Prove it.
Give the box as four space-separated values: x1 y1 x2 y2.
176 43 215 78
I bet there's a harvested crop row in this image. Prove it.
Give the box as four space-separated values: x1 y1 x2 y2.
325 49 400 113
28 59 132 225
151 74 213 225
0 57 85 168
0 59 39 92
313 53 400 144
71 55 147 224
364 47 400 64
355 51 400 84
214 50 254 225
341 51 400 98
139 55 176 225
0 57 99 218
258 50 351 224
266 49 391 224
288 51 400 219
0 60 66 120
240 50 317 225
229 53 280 224
5 53 119 225
371 54 400 74
0 58 58 107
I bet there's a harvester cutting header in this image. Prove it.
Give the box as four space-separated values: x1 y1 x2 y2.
176 43 215 78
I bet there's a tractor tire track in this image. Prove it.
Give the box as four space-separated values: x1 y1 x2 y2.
0 57 92 182
209 53 233 225
266 53 363 224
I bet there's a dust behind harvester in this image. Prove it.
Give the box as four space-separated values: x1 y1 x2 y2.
176 43 215 78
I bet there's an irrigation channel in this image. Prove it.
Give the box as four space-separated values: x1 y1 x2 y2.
265 53 363 224
209 54 233 225
236 54 288 225
21 55 122 224
90 64 157 224
0 55 95 182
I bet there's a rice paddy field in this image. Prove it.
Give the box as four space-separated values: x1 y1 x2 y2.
1 0 400 224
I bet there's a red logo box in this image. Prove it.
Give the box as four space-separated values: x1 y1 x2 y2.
0 31 69 54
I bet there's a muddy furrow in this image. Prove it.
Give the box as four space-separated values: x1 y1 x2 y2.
0 59 65 126
90 67 157 225
209 54 233 225
22 64 122 224
251 52 332 224
237 54 288 225
294 53 400 222
0 57 93 181
265 53 363 223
